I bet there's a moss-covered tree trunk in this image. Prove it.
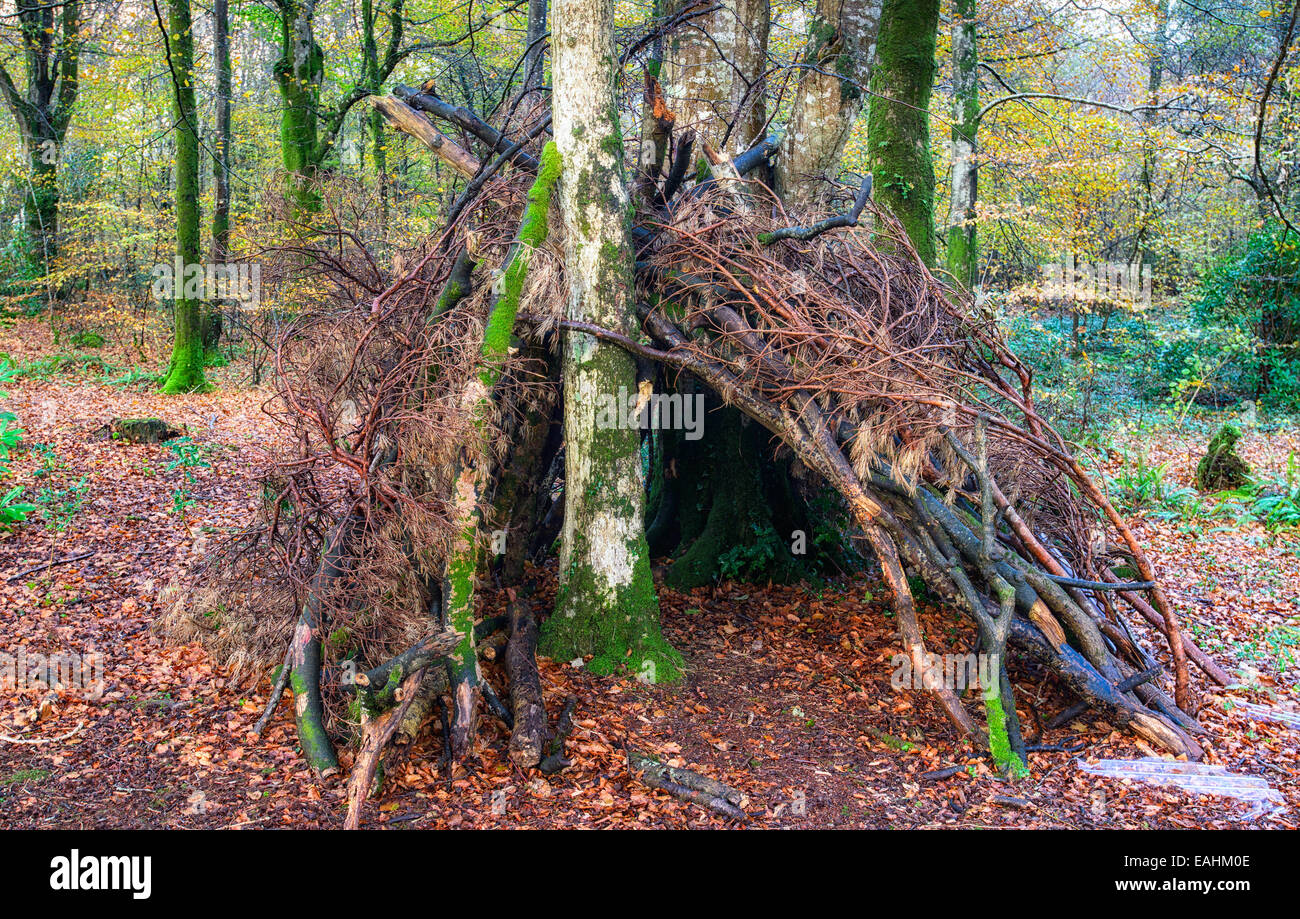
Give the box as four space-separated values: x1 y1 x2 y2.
160 0 209 394
540 0 681 683
945 0 978 289
775 0 881 209
273 0 407 216
212 0 232 263
657 400 810 590
275 0 326 213
361 0 389 219
867 0 940 266
442 144 562 756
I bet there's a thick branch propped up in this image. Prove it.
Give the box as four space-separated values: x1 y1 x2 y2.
371 95 481 177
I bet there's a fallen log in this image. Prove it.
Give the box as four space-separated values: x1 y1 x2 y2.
344 668 425 830
505 599 546 768
7 550 95 583
347 628 464 714
628 749 747 821
370 96 482 178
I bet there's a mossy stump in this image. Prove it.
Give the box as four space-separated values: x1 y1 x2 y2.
101 418 183 445
1195 423 1251 492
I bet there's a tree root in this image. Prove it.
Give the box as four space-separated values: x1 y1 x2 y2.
538 696 577 775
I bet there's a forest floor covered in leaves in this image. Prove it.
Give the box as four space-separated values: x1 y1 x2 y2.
1 319 1297 829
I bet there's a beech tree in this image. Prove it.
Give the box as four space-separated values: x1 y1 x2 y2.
537 0 682 682
775 0 881 209
946 0 978 288
663 0 770 152
208 0 233 355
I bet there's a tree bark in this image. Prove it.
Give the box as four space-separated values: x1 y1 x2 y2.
540 0 682 683
212 0 233 263
945 0 978 289
524 0 548 92
274 0 326 212
868 0 940 266
206 0 233 357
663 0 770 153
775 0 881 209
160 0 209 394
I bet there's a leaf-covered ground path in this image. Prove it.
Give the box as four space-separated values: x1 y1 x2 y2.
1 324 1296 828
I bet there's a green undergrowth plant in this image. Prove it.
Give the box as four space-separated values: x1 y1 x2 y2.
0 358 36 528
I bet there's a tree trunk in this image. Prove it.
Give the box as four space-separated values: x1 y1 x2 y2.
1132 0 1168 266
663 0 770 153
441 144 562 757
946 0 978 289
25 140 59 270
275 0 325 212
775 0 881 209
524 0 548 92
659 401 808 589
212 0 232 262
868 0 940 266
362 0 389 219
0 0 81 272
540 0 682 683
207 0 233 356
161 0 209 394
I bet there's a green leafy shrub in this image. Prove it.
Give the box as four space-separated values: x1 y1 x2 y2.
1251 454 1300 530
1193 225 1300 408
0 359 35 528
36 477 88 531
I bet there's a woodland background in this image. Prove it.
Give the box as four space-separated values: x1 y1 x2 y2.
0 0 1297 829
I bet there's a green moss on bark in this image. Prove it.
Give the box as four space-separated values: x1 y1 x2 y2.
541 528 683 683
983 691 1028 779
480 142 561 386
541 343 682 683
274 0 325 212
868 0 941 267
160 0 210 395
